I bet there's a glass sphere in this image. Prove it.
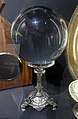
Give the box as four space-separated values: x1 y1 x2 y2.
11 6 68 65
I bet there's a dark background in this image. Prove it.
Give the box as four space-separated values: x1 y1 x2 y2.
0 0 78 119
1 0 78 22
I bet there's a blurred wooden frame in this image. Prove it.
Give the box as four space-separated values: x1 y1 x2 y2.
0 0 32 90
0 0 5 13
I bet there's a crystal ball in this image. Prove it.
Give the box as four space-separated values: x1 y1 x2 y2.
11 6 68 65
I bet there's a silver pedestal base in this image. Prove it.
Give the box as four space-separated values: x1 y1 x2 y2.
21 62 57 111
21 89 57 111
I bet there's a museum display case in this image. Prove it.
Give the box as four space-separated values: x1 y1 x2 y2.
0 0 78 119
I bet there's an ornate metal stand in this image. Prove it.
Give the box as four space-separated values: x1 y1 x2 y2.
21 64 57 111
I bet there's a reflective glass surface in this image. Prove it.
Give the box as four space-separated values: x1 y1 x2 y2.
0 54 22 80
11 6 67 65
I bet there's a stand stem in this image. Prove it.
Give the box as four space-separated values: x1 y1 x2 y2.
34 68 45 90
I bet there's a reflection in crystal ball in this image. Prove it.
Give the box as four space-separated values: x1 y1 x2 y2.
11 6 68 65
